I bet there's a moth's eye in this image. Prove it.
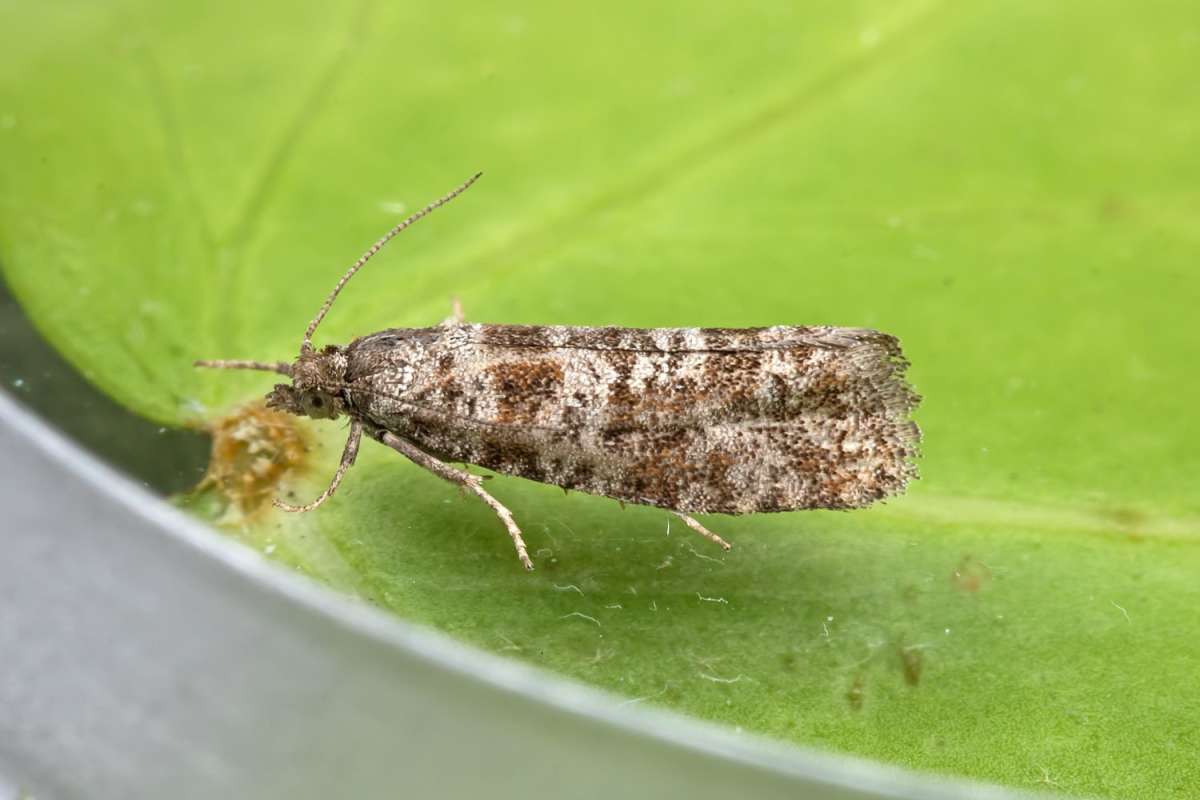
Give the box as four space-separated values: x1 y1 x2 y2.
310 396 324 409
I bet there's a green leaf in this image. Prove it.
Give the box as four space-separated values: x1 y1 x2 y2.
2 1 1198 797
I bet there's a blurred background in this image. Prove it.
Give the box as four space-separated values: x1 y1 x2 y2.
1 2 1197 797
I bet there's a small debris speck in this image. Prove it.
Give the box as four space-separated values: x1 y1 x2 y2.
699 672 744 684
559 611 600 627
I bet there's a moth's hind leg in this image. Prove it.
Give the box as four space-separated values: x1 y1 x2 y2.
672 512 733 552
380 432 533 570
440 297 466 327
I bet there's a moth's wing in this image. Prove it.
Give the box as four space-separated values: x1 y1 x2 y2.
359 324 920 512
449 324 916 432
462 323 895 354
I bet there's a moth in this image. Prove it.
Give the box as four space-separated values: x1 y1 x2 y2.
197 173 921 570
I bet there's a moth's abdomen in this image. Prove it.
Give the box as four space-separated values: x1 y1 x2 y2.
354 325 920 514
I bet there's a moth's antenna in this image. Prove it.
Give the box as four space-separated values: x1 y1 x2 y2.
301 171 484 353
194 359 293 376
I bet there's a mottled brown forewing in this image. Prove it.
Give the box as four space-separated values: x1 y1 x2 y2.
343 324 919 514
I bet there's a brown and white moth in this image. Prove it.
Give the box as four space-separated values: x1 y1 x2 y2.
197 173 921 570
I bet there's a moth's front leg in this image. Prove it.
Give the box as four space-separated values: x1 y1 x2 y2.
274 419 363 513
379 432 533 571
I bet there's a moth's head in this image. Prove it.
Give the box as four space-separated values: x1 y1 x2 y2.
266 345 348 420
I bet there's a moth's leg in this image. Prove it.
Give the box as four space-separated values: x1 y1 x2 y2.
380 432 533 570
672 512 732 551
275 419 363 513
440 297 465 327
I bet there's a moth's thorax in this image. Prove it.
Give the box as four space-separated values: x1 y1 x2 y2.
343 327 456 397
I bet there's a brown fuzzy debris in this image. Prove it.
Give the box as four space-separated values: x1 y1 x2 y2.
199 403 308 514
